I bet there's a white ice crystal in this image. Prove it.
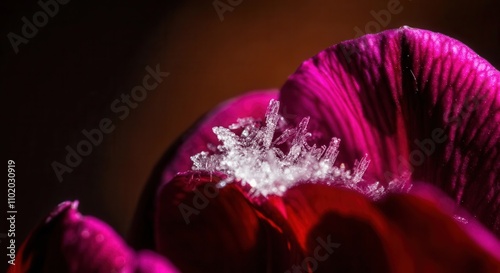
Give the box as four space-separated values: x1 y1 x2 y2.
191 99 410 199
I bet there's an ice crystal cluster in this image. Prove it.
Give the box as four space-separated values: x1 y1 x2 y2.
191 100 409 199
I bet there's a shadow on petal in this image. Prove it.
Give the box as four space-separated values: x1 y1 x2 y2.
155 171 295 273
282 184 411 273
281 183 499 272
304 212 390 273
377 188 500 272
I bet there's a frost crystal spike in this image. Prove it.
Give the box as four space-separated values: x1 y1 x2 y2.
191 99 409 199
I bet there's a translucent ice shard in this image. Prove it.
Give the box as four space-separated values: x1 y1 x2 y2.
191 99 409 198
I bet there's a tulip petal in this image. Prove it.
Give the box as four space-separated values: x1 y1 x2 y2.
279 26 500 235
10 201 179 273
135 251 180 273
281 183 500 272
129 90 278 249
404 183 500 261
281 184 410 273
155 171 296 273
377 190 500 273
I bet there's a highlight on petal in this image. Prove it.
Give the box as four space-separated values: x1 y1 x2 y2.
129 90 278 249
279 26 500 236
155 171 300 273
9 201 179 273
280 183 500 272
135 250 180 273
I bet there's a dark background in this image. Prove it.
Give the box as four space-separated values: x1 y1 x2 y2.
2 0 499 270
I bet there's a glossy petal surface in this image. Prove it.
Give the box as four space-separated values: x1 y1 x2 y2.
280 27 500 235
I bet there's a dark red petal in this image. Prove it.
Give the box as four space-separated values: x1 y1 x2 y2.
279 26 500 235
155 171 295 273
281 184 410 273
9 201 179 273
377 190 500 273
281 183 500 272
129 90 278 249
404 183 500 261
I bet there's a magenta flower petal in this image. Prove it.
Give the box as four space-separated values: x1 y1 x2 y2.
10 201 179 273
279 26 500 235
135 250 180 273
129 90 278 249
155 171 296 273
